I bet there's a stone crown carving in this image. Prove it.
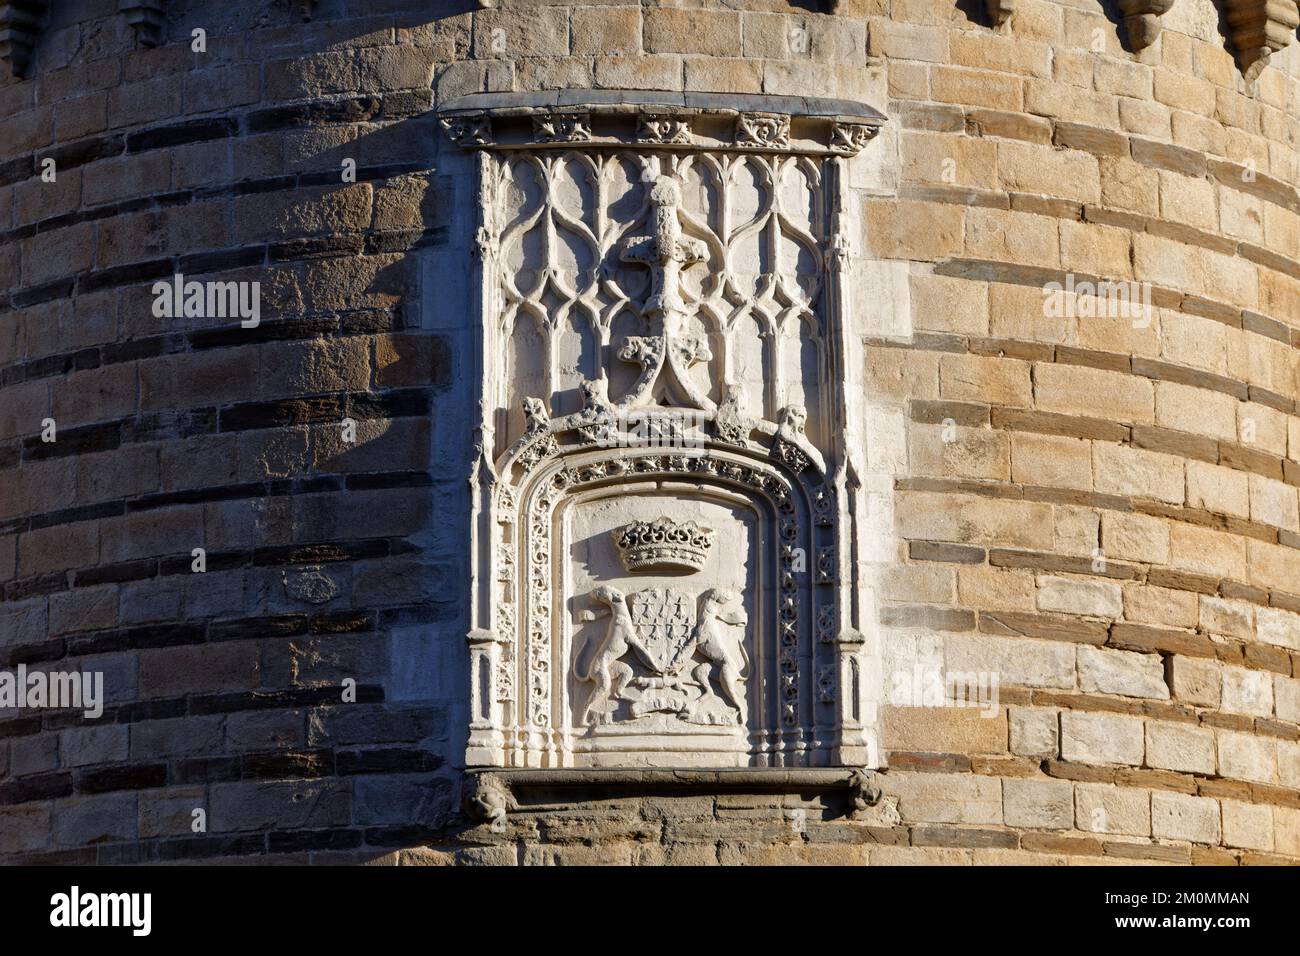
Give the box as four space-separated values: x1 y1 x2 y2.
612 518 716 574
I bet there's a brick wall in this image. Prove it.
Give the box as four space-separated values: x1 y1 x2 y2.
1 0 1298 864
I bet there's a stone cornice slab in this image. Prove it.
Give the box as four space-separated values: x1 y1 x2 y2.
462 768 884 823
438 90 886 156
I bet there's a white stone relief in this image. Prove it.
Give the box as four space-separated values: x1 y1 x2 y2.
450 101 882 771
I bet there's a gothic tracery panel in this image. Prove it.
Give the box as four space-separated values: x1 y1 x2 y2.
449 95 883 771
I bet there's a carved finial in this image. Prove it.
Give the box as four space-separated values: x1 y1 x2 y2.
120 0 165 47
612 518 716 574
0 0 47 77
1225 0 1299 81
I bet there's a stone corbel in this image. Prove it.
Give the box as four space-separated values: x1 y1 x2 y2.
984 0 1016 28
1224 0 1300 81
0 0 46 77
1117 0 1175 50
120 0 165 47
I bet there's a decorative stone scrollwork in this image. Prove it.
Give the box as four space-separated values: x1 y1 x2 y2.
438 92 884 157
441 113 493 147
735 113 791 150
637 114 693 145
829 122 878 155
532 111 592 144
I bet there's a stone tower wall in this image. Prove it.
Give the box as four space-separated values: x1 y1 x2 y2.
0 0 1298 864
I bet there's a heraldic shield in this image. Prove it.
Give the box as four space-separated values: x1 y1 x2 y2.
627 587 696 676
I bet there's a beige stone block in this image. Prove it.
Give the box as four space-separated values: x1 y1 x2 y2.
682 57 763 95
1168 655 1221 707
1278 739 1300 789
1034 364 1155 426
1275 806 1300 857
1119 96 1171 137
1274 676 1300 725
1053 506 1100 557
1157 170 1217 232
1248 474 1299 532
1221 801 1272 851
883 771 1002 825
1009 707 1059 758
864 200 964 260
1160 312 1230 375
1075 783 1152 836
944 633 1076 690
1099 156 1159 216
963 206 1061 266
1220 665 1274 718
1217 731 1275 783
930 66 1022 110
1133 232 1198 295
909 272 988 336
1151 791 1220 844
1256 606 1300 652
1218 185 1265 245
571 7 641 55
1198 596 1254 640
957 565 1037 612
1037 576 1123 619
1167 523 1246 579
593 54 683 92
901 130 999 190
1154 381 1237 443
1032 73 1122 123
1186 461 1250 518
1092 442 1185 505
1077 645 1168 699
1059 220 1133 279
867 21 949 63
1060 710 1145 766
1145 721 1215 774
988 282 1073 344
883 705 1007 754
1011 433 1093 490
1003 778 1074 829
933 356 1030 413
895 492 1055 549
1247 539 1300 594
1236 402 1289 457
644 8 740 56
1101 512 1170 564
1123 584 1198 628
908 424 1010 481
